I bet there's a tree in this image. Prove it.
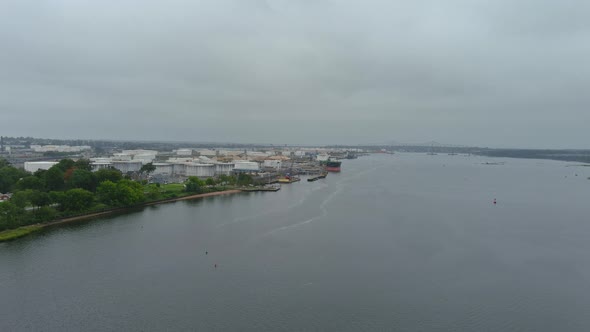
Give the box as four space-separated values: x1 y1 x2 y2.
74 159 92 171
10 190 33 208
96 181 118 206
14 176 45 191
67 169 97 191
49 191 65 206
95 168 122 184
55 159 75 172
30 191 50 209
33 206 57 223
185 177 204 193
96 180 145 207
115 180 144 205
0 202 24 231
140 162 156 174
0 158 10 168
0 166 29 193
144 184 161 200
61 189 94 212
236 173 253 186
45 166 65 191
33 169 47 179
218 174 236 186
205 178 216 186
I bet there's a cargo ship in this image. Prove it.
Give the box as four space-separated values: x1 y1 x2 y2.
325 161 341 172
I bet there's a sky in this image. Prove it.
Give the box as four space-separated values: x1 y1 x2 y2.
1 0 590 148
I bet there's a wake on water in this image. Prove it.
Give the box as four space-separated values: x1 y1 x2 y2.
217 183 329 228
262 166 387 236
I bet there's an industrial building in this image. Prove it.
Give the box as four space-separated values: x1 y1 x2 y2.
215 163 234 176
233 161 260 172
91 162 114 172
184 163 215 177
111 161 142 173
24 161 58 173
263 160 282 169
175 149 193 156
152 163 174 175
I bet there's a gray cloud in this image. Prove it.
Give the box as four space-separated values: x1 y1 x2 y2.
1 0 590 147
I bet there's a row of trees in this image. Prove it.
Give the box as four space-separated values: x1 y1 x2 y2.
0 158 146 231
184 174 253 193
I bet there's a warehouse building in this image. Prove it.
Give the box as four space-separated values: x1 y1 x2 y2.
24 161 58 173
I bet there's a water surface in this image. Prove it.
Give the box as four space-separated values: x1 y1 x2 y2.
2 154 590 331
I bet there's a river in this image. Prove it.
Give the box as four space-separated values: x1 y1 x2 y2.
2 154 590 331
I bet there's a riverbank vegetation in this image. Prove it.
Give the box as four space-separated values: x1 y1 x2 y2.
0 158 254 239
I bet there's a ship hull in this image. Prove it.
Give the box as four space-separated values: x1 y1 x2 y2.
325 161 342 172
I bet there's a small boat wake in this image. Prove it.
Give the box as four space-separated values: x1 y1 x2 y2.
263 218 315 236
259 166 384 237
262 185 343 237
218 184 328 228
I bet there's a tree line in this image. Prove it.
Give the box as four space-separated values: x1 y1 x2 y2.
0 158 254 232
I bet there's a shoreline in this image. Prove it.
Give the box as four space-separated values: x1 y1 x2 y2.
0 189 243 242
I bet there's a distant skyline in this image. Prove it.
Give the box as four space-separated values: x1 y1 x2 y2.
2 0 590 149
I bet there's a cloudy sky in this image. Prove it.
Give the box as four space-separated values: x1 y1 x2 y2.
1 0 589 147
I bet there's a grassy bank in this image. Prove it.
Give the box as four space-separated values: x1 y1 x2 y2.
0 225 43 242
0 189 243 243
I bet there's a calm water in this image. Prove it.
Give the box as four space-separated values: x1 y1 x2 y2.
2 154 590 331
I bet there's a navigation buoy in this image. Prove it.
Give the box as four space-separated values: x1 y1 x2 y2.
214 264 217 268
493 199 497 205
205 251 208 255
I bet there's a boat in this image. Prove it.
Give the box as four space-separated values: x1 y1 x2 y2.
307 172 328 182
278 175 301 183
325 161 341 172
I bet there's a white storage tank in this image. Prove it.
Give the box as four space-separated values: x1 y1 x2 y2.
173 163 187 176
215 163 234 176
133 154 156 164
153 163 174 175
185 163 215 177
111 161 142 173
112 153 133 161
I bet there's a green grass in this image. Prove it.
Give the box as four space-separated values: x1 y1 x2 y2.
0 225 43 242
159 183 185 193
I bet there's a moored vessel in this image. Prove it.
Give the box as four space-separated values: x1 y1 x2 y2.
325 161 341 172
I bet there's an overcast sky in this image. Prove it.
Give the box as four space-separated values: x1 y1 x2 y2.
1 0 590 147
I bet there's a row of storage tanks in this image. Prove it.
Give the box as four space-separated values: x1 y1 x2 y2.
91 160 261 177
25 160 264 178
151 162 235 177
